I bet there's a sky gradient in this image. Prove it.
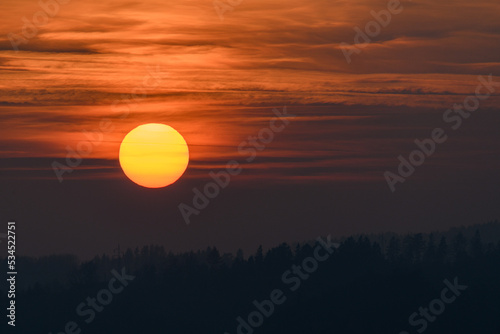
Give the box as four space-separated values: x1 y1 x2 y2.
1 0 499 258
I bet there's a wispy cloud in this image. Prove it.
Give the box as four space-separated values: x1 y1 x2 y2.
0 0 499 183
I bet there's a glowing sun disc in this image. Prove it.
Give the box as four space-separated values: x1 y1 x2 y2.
119 123 189 188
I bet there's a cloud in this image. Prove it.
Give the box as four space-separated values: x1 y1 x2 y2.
0 0 499 183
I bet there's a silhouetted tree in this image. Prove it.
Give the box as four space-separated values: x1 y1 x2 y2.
471 230 483 259
386 236 401 262
10 222 500 334
437 236 448 263
424 233 436 263
453 232 468 262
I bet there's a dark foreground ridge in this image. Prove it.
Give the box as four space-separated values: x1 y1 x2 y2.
1 221 500 333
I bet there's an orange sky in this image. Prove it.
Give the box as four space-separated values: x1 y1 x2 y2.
1 0 500 259
1 0 499 183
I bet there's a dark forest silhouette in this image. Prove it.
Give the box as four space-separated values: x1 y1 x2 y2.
1 221 500 333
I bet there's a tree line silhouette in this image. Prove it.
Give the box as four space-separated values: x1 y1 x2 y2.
1 222 500 333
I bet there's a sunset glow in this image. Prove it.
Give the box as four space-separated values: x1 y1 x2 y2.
1 0 500 261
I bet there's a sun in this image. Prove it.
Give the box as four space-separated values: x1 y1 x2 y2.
119 123 189 188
